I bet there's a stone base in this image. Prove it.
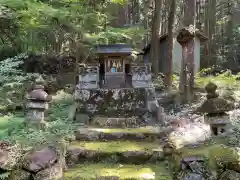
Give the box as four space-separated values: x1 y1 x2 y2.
26 110 45 122
74 88 147 115
204 114 232 136
91 117 138 128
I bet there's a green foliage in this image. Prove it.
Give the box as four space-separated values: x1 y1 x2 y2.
4 92 78 148
0 53 77 148
0 0 145 59
196 70 240 90
0 172 10 180
0 53 38 83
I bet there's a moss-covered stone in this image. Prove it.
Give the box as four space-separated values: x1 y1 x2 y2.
64 163 172 180
172 143 240 172
75 126 165 141
8 169 31 180
67 141 162 164
69 141 159 153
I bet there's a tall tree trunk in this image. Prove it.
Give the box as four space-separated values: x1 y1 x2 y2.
226 1 235 70
150 0 162 74
202 0 217 68
166 0 176 89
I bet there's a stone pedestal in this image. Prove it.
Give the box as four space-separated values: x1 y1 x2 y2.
204 114 232 136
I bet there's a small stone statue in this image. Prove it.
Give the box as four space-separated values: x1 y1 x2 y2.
25 84 52 127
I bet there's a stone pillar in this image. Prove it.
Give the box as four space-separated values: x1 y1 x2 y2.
73 65 99 125
25 85 51 126
177 26 196 102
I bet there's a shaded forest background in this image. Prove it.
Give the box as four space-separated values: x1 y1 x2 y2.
0 0 239 73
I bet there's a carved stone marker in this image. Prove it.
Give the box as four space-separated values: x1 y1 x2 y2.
25 85 51 126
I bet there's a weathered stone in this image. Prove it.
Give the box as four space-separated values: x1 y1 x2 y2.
0 143 19 170
74 88 146 115
34 163 63 180
8 169 31 180
75 128 100 141
205 82 217 94
26 86 50 101
197 98 234 114
25 84 51 125
206 92 219 99
75 113 89 124
164 122 211 152
26 110 45 123
25 102 49 109
182 172 205 180
218 170 240 180
66 148 83 165
189 161 204 174
23 147 58 173
121 151 152 163
150 148 164 161
92 117 137 128
96 176 120 180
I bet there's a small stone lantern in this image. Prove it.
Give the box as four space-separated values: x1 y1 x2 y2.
197 82 234 136
25 85 52 125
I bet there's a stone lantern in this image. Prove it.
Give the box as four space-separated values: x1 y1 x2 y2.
25 85 52 125
197 82 234 136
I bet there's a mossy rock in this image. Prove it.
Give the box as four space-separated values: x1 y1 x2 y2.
218 170 240 180
8 169 31 180
172 143 240 172
64 163 172 180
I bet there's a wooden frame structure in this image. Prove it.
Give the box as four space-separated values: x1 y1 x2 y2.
96 44 133 88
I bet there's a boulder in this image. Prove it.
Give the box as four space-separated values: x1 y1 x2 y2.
0 142 19 170
180 172 205 180
163 122 211 153
218 170 240 180
8 169 31 180
33 163 63 180
66 148 83 165
22 147 57 173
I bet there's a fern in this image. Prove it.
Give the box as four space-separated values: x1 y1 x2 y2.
0 54 39 84
0 172 10 179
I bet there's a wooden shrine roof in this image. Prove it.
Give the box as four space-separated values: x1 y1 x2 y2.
95 44 133 55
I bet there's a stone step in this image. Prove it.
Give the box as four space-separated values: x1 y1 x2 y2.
64 162 172 180
91 116 141 128
67 141 163 164
74 126 170 141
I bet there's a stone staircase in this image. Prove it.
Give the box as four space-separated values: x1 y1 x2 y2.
64 116 172 179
